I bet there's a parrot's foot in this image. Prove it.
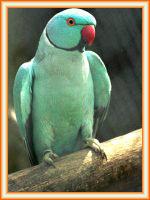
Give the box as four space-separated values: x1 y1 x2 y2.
85 138 107 161
43 150 59 168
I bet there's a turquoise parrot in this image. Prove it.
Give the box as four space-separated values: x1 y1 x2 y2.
13 9 111 166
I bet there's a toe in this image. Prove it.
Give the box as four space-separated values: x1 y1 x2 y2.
43 152 56 168
52 153 59 159
85 138 107 161
100 149 107 161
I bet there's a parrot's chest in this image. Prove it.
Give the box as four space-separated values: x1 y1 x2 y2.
33 52 93 123
34 52 93 110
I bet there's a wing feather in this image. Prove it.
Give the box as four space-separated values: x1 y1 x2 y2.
13 60 38 165
85 51 111 138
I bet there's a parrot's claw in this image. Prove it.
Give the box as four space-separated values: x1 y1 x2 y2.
43 150 59 167
85 138 107 161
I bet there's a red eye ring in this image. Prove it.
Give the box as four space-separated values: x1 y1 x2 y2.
66 18 75 26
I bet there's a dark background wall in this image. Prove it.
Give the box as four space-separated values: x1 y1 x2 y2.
8 8 142 173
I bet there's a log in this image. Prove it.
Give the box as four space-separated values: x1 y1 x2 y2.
8 129 142 192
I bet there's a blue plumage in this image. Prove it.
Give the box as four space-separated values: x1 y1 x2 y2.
13 9 111 165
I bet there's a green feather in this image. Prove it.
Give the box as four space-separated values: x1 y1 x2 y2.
86 51 111 136
13 9 111 165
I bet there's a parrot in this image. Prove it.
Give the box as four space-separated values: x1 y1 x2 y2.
13 8 111 166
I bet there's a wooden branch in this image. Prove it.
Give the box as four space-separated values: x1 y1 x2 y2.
8 129 142 192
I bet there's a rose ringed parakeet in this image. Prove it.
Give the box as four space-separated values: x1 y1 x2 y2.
13 9 111 166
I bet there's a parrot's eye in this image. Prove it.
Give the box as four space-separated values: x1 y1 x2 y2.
66 18 75 26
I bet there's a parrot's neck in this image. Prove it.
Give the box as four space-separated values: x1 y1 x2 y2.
33 29 89 82
34 28 84 64
33 28 87 70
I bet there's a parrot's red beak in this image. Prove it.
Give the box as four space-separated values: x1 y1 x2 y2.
81 25 95 46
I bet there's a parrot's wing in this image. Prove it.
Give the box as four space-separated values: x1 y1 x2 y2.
85 51 111 137
13 60 38 165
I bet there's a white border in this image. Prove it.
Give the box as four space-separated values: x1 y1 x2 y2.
2 1 149 199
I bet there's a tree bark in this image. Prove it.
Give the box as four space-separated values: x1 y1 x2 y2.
8 129 142 192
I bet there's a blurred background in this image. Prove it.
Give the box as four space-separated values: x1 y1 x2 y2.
8 8 142 174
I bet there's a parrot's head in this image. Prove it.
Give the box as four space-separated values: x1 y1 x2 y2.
46 8 96 52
